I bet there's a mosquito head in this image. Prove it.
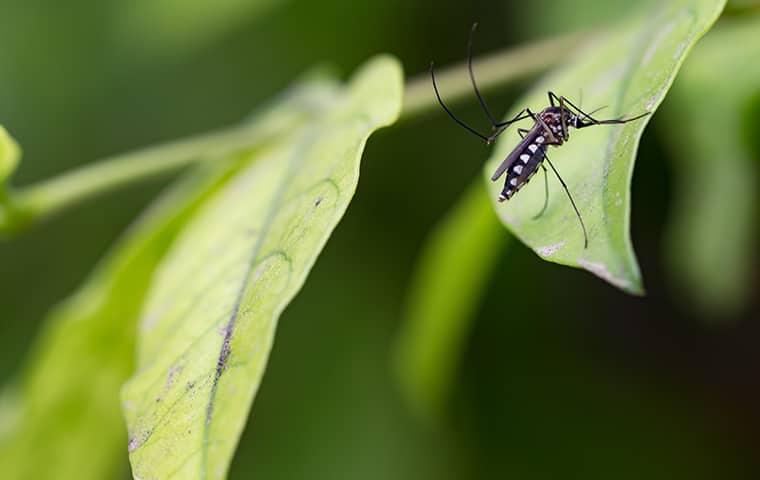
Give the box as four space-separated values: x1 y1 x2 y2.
537 106 574 139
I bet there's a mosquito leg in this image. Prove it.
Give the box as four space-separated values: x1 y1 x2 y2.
493 109 531 128
543 155 589 248
430 62 490 143
532 165 549 220
560 93 651 127
575 110 652 128
595 111 651 125
548 91 560 107
466 23 532 140
488 109 532 143
518 128 530 139
560 95 601 123
467 23 499 127
558 96 569 141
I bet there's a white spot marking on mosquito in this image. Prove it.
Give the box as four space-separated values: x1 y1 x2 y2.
528 144 538 153
578 259 633 291
520 154 530 162
536 136 545 144
510 178 518 186
536 241 566 257
513 165 523 175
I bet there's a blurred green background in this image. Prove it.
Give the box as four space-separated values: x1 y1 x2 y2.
1 0 758 478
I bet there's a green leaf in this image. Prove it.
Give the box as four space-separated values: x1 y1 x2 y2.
662 14 760 317
0 165 236 480
0 126 20 231
484 0 726 294
0 126 19 185
0 76 340 480
121 55 403 480
394 181 507 422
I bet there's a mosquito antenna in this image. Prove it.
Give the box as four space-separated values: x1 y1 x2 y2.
430 62 490 143
543 155 588 248
586 106 607 117
467 23 499 127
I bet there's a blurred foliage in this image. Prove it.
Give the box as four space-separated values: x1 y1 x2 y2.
0 1 759 479
662 14 760 317
122 57 402 479
112 0 284 61
0 127 19 185
395 181 507 421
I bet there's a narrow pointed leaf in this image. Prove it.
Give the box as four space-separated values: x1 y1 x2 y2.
484 0 726 294
121 56 403 480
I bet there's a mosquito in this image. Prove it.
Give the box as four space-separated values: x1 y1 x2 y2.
430 23 650 248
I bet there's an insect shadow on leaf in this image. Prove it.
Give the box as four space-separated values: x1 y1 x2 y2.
431 23 650 249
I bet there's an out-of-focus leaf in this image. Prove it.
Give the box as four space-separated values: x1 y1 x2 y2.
0 126 19 185
485 0 726 294
662 14 760 317
394 181 507 422
0 76 341 480
0 126 20 232
121 56 402 480
113 0 285 59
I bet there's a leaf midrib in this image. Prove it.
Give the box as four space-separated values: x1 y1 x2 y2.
198 131 316 479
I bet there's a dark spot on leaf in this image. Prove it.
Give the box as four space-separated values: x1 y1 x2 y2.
216 339 231 375
127 429 152 453
314 196 323 207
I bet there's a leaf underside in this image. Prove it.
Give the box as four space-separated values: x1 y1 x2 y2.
121 56 402 480
484 0 726 294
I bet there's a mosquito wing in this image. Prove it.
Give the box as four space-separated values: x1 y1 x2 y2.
490 126 542 181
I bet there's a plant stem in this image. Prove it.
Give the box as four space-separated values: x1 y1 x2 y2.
17 125 263 221
0 31 586 235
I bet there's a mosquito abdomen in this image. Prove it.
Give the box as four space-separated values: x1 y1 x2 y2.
498 140 546 202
